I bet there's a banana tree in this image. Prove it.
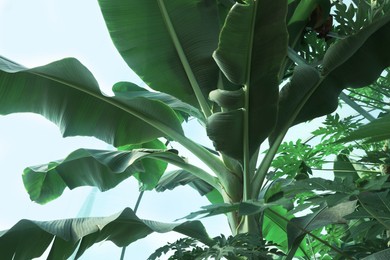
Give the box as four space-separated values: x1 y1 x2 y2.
0 0 389 259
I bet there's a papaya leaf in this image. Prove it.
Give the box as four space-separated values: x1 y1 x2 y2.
0 57 183 147
0 208 213 259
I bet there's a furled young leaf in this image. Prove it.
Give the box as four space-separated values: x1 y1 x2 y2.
206 110 244 159
0 208 213 259
339 113 390 143
293 14 390 124
209 88 245 110
286 201 356 258
22 148 181 204
209 0 288 159
98 0 228 111
0 57 183 147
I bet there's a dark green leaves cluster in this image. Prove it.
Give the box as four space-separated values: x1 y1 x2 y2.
149 234 283 260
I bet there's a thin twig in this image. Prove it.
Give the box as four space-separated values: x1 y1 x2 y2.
120 191 145 260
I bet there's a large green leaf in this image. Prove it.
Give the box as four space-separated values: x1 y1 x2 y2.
208 0 288 159
333 153 360 181
286 201 356 258
23 148 188 204
118 139 167 191
0 208 213 259
292 14 390 124
156 169 224 204
270 64 321 144
345 191 390 230
339 113 390 143
362 248 390 260
98 0 230 112
263 206 309 257
0 57 183 146
113 82 205 123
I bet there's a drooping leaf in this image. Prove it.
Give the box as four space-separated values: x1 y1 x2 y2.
156 170 214 196
155 169 224 204
334 153 360 181
0 208 213 259
339 113 390 143
286 201 356 258
284 177 358 195
179 203 240 221
263 206 309 257
98 0 228 109
22 148 182 204
209 0 288 159
0 57 183 147
345 191 390 230
362 248 390 260
113 82 205 123
179 199 283 221
118 139 168 191
270 64 321 143
293 14 390 124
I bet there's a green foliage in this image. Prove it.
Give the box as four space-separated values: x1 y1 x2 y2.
148 234 283 260
0 0 390 258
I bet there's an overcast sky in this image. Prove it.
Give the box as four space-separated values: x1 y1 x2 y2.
0 0 231 259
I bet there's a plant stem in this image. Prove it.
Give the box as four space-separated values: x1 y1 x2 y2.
157 0 212 118
120 191 145 260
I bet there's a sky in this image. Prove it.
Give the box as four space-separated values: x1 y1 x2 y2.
0 0 231 259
